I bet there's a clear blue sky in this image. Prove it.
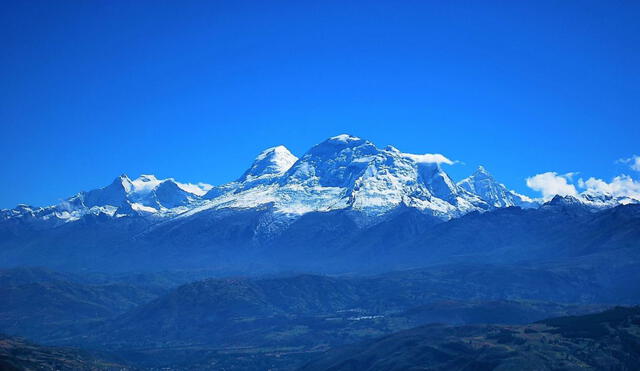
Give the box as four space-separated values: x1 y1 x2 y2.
1 1 639 208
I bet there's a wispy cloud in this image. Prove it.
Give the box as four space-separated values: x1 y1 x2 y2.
402 153 456 165
617 155 640 172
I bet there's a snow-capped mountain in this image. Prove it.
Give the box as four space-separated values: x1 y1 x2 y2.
203 145 298 198
3 134 640 274
2 134 634 227
577 189 640 209
191 135 491 220
457 166 538 209
1 174 212 223
238 145 298 183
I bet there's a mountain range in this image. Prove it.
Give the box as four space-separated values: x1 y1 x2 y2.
2 135 533 224
4 135 636 226
1 135 639 273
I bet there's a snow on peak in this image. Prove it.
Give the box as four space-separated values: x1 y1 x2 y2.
115 174 133 193
12 173 215 221
329 134 362 143
576 188 640 209
128 174 211 197
175 182 212 196
239 145 298 182
197 135 485 219
249 145 288 162
138 174 158 181
475 165 489 175
124 175 213 209
5 135 582 226
131 174 162 194
545 194 584 207
458 166 538 209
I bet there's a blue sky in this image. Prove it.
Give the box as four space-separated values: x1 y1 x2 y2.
1 1 639 208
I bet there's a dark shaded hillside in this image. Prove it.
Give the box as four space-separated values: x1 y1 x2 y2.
134 207 274 268
0 266 76 286
0 264 635 370
389 203 640 267
0 214 153 272
0 268 160 342
78 262 637 349
62 266 615 369
0 334 130 370
91 275 364 347
300 306 640 371
267 207 442 271
268 203 640 274
364 262 638 305
393 300 603 327
1 201 639 274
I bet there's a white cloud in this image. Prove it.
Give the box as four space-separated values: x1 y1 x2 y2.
527 157 640 203
403 153 455 165
525 172 578 201
617 155 640 172
578 175 640 200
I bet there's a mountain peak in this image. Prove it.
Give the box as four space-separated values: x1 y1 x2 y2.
384 145 400 153
546 194 582 206
130 174 162 194
114 174 133 192
80 175 133 208
313 134 369 150
239 145 298 182
137 174 159 182
458 166 536 208
475 165 489 174
465 166 492 180
540 194 593 214
303 135 375 160
328 134 362 143
260 145 294 159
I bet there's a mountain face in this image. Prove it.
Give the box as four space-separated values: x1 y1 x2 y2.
0 174 211 225
197 135 490 219
238 145 299 182
457 166 537 208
